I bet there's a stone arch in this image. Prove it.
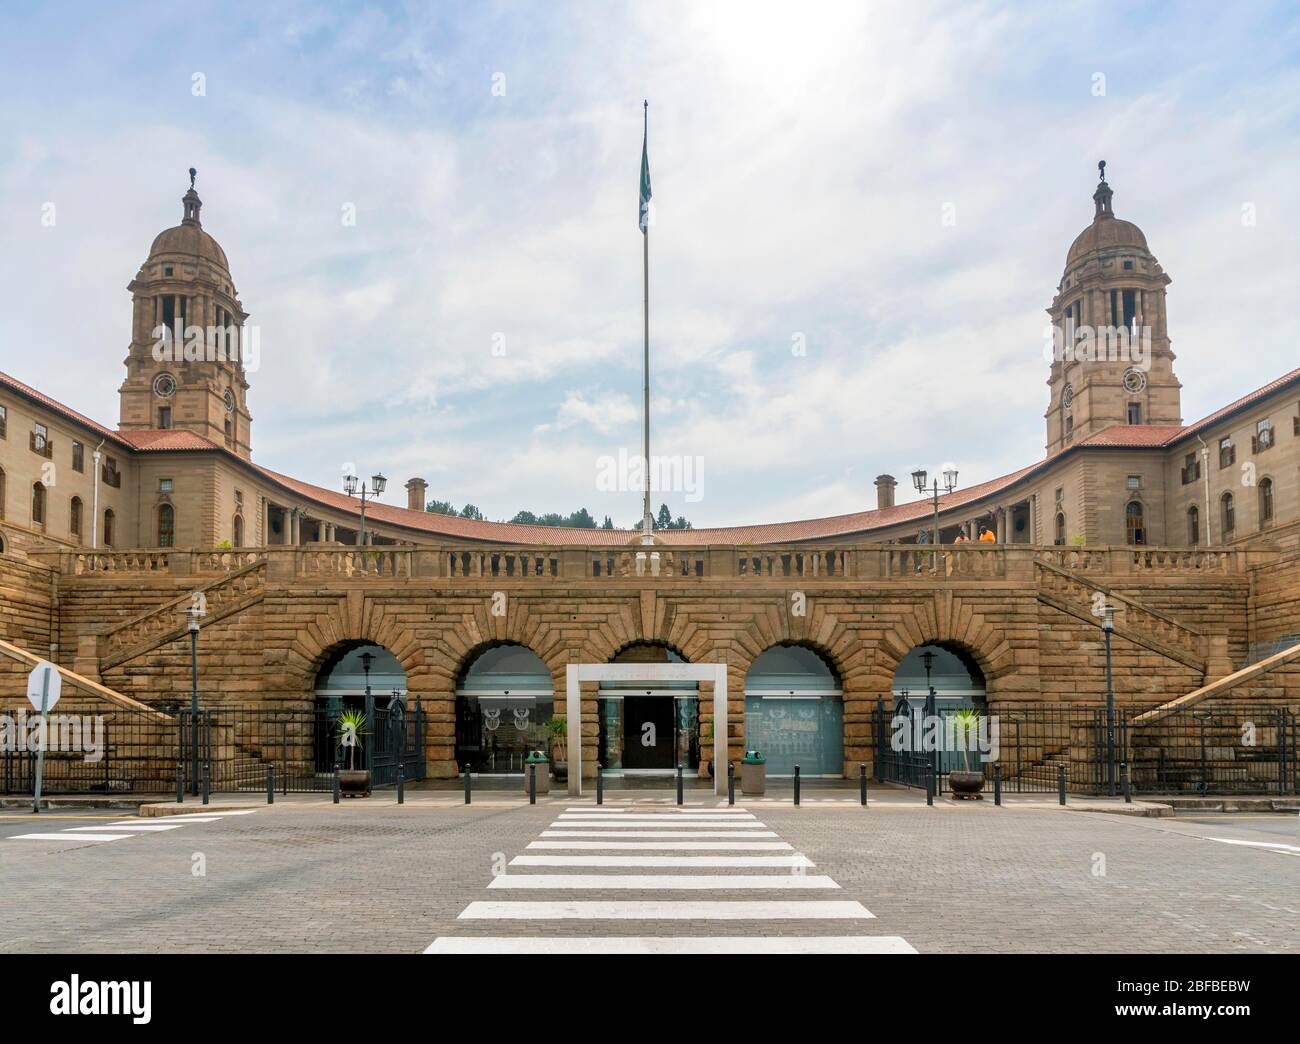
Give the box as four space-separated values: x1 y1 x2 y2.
280 594 423 694
454 640 556 774
742 642 845 777
872 594 1013 698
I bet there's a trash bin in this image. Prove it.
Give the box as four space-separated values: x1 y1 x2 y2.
523 751 551 795
740 750 766 795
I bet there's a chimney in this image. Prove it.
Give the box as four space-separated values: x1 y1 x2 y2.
405 477 428 512
874 474 897 510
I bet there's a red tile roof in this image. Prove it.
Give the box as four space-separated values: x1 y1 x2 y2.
4 364 1297 546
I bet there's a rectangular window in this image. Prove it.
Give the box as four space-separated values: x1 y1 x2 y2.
1122 289 1137 327
0 403 6 438
1127 402 1141 424
1253 417 1273 452
158 478 173 494
72 441 84 472
103 456 121 488
1126 475 1141 491
234 489 244 506
1219 437 1235 468
30 423 52 457
158 406 172 429
1181 452 1200 485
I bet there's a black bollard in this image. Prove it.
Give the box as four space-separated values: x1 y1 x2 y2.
994 764 1002 806
529 763 536 805
1121 761 1132 803
202 762 210 806
860 763 867 806
676 765 683 806
333 765 340 803
266 765 274 805
464 768 471 805
596 766 603 806
727 761 735 806
176 763 184 805
794 765 801 806
397 761 405 805
1058 762 1066 806
926 765 934 807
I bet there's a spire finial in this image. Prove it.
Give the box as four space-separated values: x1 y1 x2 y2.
189 166 197 190
1092 160 1114 220
182 167 202 226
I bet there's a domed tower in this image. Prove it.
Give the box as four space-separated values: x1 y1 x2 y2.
1045 162 1181 456
119 169 253 458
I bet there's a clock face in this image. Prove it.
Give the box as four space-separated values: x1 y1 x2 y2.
1122 368 1147 394
223 388 236 413
1061 383 1074 408
152 372 176 398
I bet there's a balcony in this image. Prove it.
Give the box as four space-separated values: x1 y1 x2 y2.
29 431 53 458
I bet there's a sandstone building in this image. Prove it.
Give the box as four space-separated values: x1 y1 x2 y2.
1 169 1298 787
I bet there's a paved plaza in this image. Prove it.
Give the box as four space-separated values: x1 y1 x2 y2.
1 792 1297 954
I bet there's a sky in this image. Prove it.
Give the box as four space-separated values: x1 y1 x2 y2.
1 1 1298 529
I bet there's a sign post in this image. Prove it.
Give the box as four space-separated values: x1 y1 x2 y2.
26 661 63 814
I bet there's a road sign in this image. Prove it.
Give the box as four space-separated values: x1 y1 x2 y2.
27 661 62 815
26 661 62 712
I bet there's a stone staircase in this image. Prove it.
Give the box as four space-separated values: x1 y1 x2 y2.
1034 559 1212 676
87 560 266 675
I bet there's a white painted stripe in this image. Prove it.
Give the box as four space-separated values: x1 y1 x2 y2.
557 815 757 822
144 816 222 823
72 824 185 832
487 874 839 890
562 807 751 815
460 900 873 919
510 854 813 868
1206 837 1300 855
427 936 916 954
541 830 779 838
550 820 765 829
8 832 134 842
527 841 794 851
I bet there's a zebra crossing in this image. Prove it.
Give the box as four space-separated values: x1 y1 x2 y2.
6 809 257 844
427 803 917 954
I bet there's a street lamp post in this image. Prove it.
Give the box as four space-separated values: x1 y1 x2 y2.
186 604 202 796
361 651 374 777
1101 603 1117 796
911 465 959 546
921 649 938 796
344 472 387 545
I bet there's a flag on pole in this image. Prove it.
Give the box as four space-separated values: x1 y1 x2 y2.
639 103 652 233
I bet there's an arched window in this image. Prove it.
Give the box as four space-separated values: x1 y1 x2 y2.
157 503 175 547
103 509 115 547
70 496 83 541
1221 492 1235 536
232 514 244 547
1187 505 1199 545
31 482 46 525
1259 478 1274 525
1124 501 1145 545
1054 512 1066 545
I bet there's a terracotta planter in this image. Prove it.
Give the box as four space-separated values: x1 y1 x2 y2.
339 769 371 798
949 770 985 799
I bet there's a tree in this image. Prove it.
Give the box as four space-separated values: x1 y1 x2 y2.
426 499 457 516
655 503 673 530
459 504 484 521
601 516 614 529
566 507 596 529
510 510 539 525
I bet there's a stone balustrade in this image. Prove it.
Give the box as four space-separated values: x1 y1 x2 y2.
45 542 1269 584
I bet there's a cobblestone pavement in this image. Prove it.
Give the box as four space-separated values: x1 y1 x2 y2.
1 799 1297 953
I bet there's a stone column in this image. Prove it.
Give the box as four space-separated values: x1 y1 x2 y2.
997 507 1008 543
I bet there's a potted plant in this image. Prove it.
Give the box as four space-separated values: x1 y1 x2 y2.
337 708 371 797
948 708 985 799
545 716 568 783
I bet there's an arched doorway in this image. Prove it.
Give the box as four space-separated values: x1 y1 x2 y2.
455 643 553 774
313 642 408 772
599 643 699 775
744 644 843 777
890 643 988 778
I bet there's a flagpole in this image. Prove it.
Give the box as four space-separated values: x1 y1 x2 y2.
641 99 653 545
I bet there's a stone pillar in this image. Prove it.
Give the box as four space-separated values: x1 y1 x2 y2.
997 507 1008 543
262 498 271 545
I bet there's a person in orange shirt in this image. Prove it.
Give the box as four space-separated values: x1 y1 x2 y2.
978 526 996 543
